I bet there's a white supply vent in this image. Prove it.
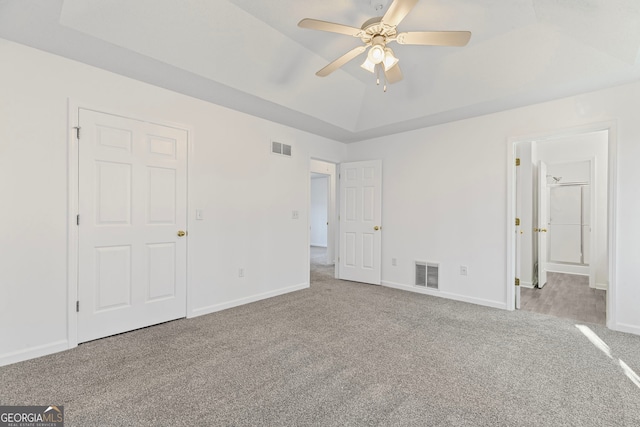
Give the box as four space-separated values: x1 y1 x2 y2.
415 261 426 287
426 263 439 289
415 261 439 289
272 141 292 157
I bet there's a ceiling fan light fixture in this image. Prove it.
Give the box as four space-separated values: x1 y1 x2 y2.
367 44 385 64
360 57 376 73
382 47 399 71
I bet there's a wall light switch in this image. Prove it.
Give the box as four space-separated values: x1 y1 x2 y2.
292 210 299 220
196 209 204 220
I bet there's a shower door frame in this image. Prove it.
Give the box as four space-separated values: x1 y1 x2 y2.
543 158 596 286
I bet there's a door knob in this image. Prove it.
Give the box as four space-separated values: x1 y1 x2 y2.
177 230 186 237
540 228 547 233
374 226 380 231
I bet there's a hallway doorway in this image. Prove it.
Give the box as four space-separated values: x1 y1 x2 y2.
309 159 337 280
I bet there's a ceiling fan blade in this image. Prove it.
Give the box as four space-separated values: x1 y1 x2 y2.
384 63 403 84
298 18 362 37
316 46 367 77
382 0 418 27
396 31 472 46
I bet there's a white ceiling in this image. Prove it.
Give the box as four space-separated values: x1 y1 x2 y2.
2 0 640 142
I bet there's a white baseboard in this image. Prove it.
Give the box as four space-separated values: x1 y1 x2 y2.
382 281 507 310
611 322 640 337
0 340 69 367
520 281 535 289
310 244 327 248
546 263 589 276
594 283 608 291
189 282 309 318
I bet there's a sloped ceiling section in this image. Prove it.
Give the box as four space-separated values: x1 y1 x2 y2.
58 0 366 131
3 0 640 142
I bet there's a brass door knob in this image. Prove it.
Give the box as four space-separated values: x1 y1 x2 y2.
374 226 380 231
177 230 186 237
540 228 547 233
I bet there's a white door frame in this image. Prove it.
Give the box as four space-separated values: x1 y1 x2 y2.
67 99 192 349
506 121 618 330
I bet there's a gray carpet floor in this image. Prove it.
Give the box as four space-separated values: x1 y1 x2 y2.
521 272 606 325
1 263 639 426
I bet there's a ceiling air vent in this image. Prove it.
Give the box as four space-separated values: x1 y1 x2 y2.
272 141 292 157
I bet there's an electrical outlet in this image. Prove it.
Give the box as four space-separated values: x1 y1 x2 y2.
460 266 468 276
238 268 244 278
391 258 397 266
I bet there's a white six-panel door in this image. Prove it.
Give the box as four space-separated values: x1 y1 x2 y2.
77 109 188 343
339 160 382 285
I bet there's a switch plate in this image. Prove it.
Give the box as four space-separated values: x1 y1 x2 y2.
391 258 397 266
238 268 244 278
196 209 204 220
292 210 299 220
460 266 468 276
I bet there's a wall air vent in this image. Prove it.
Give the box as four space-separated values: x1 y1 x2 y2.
272 140 292 157
415 262 426 287
416 261 439 289
427 263 439 289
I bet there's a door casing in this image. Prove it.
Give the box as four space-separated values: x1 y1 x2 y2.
507 122 618 330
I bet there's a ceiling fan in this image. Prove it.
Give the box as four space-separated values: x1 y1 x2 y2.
298 0 471 90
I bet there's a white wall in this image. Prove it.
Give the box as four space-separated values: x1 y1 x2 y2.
310 177 328 247
3 39 640 367
0 39 346 365
346 81 640 335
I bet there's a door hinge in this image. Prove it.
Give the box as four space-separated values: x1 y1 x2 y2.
73 126 81 139
515 278 520 286
76 214 80 225
76 301 80 312
515 217 520 226
515 158 520 166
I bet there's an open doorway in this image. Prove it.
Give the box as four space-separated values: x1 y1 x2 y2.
512 127 612 326
309 159 337 275
311 173 330 265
